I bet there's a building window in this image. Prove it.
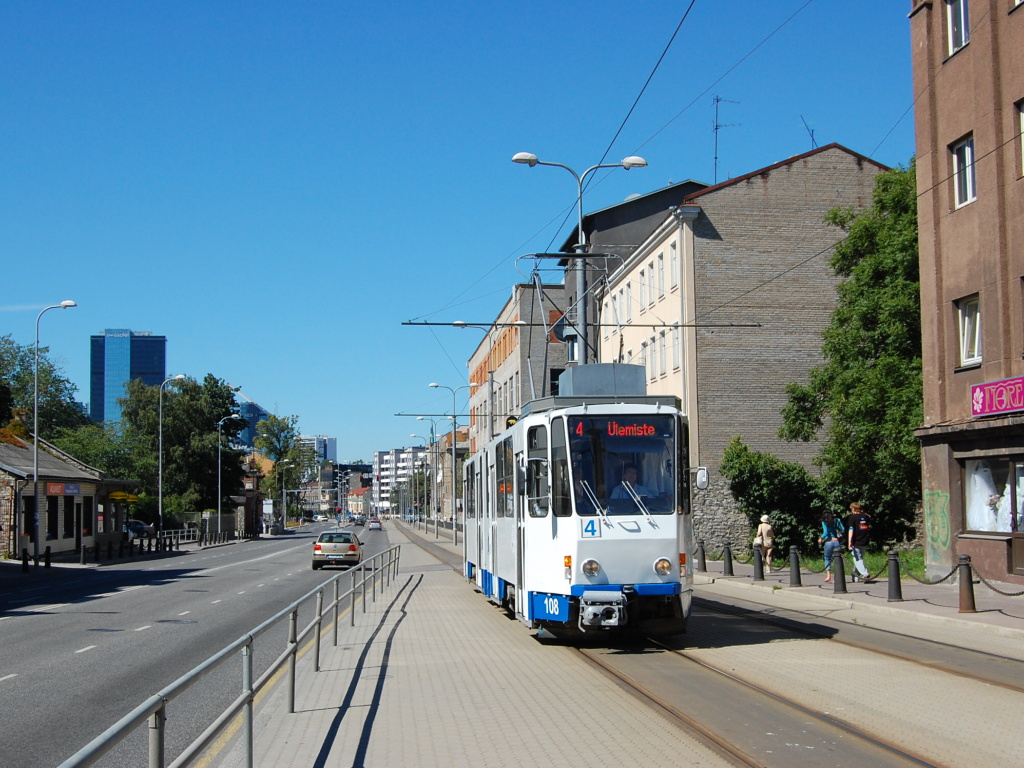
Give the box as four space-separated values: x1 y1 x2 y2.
964 458 1023 533
649 335 658 380
566 336 578 363
1018 101 1024 177
647 263 655 306
952 136 976 207
603 299 611 339
671 324 681 370
947 0 969 55
640 341 648 374
625 281 633 322
658 331 667 376
670 242 679 288
957 294 981 366
657 253 665 298
638 269 646 311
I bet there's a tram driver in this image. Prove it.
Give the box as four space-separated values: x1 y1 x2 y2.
610 463 654 499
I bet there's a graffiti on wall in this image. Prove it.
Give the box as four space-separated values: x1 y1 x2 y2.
924 489 951 562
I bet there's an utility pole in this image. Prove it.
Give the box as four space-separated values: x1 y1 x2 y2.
713 95 740 185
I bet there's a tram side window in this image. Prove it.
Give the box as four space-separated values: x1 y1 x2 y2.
527 425 549 517
466 463 476 519
551 417 571 516
495 437 514 518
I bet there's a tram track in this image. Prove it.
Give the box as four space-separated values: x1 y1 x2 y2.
575 640 943 768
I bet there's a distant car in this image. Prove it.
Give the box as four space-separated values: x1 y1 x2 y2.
354 516 366 526
312 531 362 570
367 519 382 531
126 519 155 539
313 514 328 522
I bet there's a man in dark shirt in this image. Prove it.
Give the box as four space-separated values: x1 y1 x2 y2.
846 501 871 582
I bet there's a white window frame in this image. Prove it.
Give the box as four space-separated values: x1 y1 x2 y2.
657 253 665 298
603 300 610 339
625 281 633 323
638 269 647 311
671 324 681 370
640 341 648 372
658 331 667 377
647 263 655 306
952 136 977 208
958 295 981 366
649 335 658 380
947 0 969 55
1018 101 1024 177
669 242 679 289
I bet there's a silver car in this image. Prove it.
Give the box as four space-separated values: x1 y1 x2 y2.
311 531 362 570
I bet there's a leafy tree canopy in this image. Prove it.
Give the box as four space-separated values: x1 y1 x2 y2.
779 162 921 543
0 333 89 435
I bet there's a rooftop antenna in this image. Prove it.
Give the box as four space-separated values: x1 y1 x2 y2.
713 95 740 184
800 115 817 150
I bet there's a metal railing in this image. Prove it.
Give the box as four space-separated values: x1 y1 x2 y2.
57 545 401 768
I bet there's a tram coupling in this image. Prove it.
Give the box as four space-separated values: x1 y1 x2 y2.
579 590 628 630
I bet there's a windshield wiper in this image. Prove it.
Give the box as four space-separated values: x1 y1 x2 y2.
622 482 657 526
580 481 612 527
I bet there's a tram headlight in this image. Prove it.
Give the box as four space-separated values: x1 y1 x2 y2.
582 559 601 577
654 557 673 576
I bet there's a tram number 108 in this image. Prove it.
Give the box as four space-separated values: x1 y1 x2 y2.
533 593 569 622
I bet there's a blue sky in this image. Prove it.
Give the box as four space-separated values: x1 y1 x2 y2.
1 1 915 462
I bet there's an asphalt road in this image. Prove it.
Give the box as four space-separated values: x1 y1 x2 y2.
0 522 393 768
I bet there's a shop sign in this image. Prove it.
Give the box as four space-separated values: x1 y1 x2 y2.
971 375 1024 416
45 483 82 495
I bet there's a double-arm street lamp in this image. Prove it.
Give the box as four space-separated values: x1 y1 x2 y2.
158 374 186 534
32 300 76 565
278 460 293 533
429 382 477 547
512 152 647 364
452 320 527 440
216 414 240 536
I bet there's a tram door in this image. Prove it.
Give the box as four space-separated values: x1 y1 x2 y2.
515 448 525 615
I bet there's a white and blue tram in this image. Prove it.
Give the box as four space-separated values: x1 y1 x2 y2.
463 365 708 639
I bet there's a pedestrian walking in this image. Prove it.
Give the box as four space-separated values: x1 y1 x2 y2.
819 511 845 583
754 514 775 572
845 501 872 582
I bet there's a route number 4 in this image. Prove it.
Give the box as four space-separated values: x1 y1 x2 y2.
581 519 601 538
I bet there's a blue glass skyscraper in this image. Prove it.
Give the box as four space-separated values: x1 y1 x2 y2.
89 329 167 422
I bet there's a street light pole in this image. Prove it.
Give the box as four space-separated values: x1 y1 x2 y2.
32 300 76 565
158 374 186 536
278 460 293 534
216 414 240 537
453 320 527 440
429 382 477 547
512 152 647 364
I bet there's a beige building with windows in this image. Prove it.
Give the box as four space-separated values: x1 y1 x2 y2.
911 0 1024 580
595 144 885 545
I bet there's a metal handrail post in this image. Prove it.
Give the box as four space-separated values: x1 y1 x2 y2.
350 569 357 626
332 578 340 646
372 557 378 603
149 704 166 768
314 590 323 672
361 570 367 613
242 642 254 768
287 610 298 713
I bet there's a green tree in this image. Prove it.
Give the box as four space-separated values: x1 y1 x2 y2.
720 437 828 553
254 414 313 524
52 421 151 482
0 334 89 435
779 162 921 544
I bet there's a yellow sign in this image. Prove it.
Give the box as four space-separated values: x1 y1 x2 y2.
108 492 128 501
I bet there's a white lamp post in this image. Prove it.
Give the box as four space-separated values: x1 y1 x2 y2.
158 374 186 536
452 320 527 440
429 382 477 547
216 414 240 537
32 300 76 565
278 460 293 534
512 152 646 364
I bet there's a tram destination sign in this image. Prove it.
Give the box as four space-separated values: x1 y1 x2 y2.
971 374 1024 417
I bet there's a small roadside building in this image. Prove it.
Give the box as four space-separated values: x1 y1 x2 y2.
0 434 136 559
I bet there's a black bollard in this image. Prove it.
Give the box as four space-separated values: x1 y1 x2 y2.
789 545 802 587
44 546 51 568
722 542 734 577
147 538 152 553
118 541 124 559
129 539 135 557
958 554 977 613
21 548 29 573
80 543 85 566
107 541 113 560
697 540 707 573
753 545 765 581
832 550 848 594
887 550 903 602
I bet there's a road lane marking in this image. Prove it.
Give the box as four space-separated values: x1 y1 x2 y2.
237 591 246 595
211 600 222 604
0 674 17 682
75 646 96 654
135 625 151 631
178 611 191 616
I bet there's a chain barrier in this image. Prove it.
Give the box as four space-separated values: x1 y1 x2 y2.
896 557 957 585
969 564 1024 597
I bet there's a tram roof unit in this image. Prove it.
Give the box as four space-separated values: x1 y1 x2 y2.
520 363 681 416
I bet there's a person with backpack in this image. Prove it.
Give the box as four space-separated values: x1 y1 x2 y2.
845 501 872 583
819 511 845 583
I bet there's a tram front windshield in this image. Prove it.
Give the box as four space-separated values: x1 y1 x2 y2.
568 415 676 515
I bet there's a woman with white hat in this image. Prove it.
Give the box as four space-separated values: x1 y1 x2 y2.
754 514 775 573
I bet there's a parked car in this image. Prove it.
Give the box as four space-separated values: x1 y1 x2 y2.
126 519 155 539
367 519 382 531
311 531 362 570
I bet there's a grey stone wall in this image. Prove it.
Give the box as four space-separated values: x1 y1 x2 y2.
692 477 752 554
